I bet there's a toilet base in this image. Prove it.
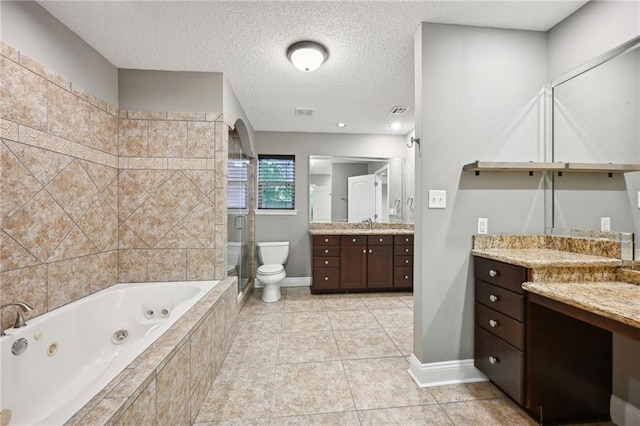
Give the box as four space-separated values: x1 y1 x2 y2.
262 283 282 303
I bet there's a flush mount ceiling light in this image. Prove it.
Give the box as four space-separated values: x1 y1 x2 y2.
390 122 403 130
336 122 347 128
287 40 329 72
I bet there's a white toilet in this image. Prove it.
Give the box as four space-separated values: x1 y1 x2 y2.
256 241 289 303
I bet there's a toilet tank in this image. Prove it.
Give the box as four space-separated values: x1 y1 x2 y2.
257 241 289 265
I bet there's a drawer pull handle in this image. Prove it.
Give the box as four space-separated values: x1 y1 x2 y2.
324 238 329 242
488 269 498 277
379 238 383 242
489 356 498 365
324 260 329 265
369 249 372 253
324 276 329 281
324 249 329 253
404 275 409 279
363 249 366 253
489 295 498 303
405 259 409 264
489 319 498 328
405 238 409 242
405 248 409 253
352 238 356 242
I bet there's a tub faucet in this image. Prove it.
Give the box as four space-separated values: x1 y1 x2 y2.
0 302 33 336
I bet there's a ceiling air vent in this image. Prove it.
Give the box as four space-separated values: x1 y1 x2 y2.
295 108 314 117
389 106 409 115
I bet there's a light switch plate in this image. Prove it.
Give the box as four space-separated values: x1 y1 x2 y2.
428 190 446 209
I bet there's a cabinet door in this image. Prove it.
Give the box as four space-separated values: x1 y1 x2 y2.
340 245 367 289
367 244 393 288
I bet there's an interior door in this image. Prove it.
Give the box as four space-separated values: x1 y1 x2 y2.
312 185 332 222
348 174 381 222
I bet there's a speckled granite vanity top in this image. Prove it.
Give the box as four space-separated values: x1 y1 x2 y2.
309 223 414 235
523 281 640 329
471 248 622 268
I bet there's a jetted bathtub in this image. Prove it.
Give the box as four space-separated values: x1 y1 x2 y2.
0 280 218 425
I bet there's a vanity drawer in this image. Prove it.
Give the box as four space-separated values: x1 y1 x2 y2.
314 257 339 268
475 326 524 404
314 235 341 246
341 235 367 246
313 268 340 290
476 303 524 350
394 266 413 288
395 255 413 266
394 235 414 245
476 281 524 321
394 245 414 256
368 235 393 245
313 246 340 257
474 257 527 294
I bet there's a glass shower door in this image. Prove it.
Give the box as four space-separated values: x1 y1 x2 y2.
227 131 252 293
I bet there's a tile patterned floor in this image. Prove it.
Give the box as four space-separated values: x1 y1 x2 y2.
193 287 540 425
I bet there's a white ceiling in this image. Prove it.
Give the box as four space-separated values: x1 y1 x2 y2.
38 0 588 136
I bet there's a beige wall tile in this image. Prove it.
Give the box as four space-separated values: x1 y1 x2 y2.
0 265 47 330
182 197 216 248
119 250 149 282
127 110 166 120
46 160 101 222
48 83 91 144
149 120 187 158
0 41 19 62
187 249 216 280
0 228 38 271
114 378 157 426
3 190 75 262
148 249 186 281
47 255 93 310
0 57 47 130
47 225 99 262
156 341 191 424
168 111 206 121
119 119 148 157
125 196 176 248
0 140 42 223
154 171 203 219
188 121 216 158
0 118 19 140
89 105 118 155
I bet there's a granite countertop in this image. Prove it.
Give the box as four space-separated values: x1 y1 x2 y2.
471 248 622 268
309 228 414 235
523 281 640 329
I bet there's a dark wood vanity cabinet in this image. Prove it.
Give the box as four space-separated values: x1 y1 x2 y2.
473 256 612 424
473 257 527 405
312 234 412 293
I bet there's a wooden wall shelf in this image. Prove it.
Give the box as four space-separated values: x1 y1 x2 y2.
464 161 640 176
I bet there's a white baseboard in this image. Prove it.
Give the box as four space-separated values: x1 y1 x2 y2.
611 394 640 426
408 354 487 388
254 276 311 288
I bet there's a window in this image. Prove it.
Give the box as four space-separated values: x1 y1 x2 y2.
227 158 248 209
258 155 295 209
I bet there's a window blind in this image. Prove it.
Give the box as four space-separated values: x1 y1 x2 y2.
257 155 295 209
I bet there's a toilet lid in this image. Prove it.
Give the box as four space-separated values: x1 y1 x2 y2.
258 264 284 275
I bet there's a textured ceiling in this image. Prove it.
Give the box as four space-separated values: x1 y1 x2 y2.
38 0 588 135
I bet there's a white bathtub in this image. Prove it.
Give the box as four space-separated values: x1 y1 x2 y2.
0 280 218 426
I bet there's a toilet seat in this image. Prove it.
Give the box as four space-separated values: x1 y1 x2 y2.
257 264 284 275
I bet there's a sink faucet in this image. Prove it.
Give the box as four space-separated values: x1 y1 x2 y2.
362 217 373 230
0 302 33 336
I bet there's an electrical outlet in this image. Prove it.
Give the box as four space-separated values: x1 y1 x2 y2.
601 217 611 232
477 218 488 235
428 190 446 209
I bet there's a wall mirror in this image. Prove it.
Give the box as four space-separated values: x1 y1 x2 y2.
309 155 406 223
549 36 640 262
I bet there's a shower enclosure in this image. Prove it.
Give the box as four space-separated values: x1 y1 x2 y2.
227 129 254 294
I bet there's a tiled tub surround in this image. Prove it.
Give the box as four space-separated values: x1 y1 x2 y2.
0 40 229 331
67 277 239 425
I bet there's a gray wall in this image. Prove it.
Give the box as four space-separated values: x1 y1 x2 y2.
253 131 408 277
118 69 223 113
413 23 548 363
547 0 640 409
1 0 119 106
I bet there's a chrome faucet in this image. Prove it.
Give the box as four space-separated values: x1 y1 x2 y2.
362 217 373 230
0 302 33 336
